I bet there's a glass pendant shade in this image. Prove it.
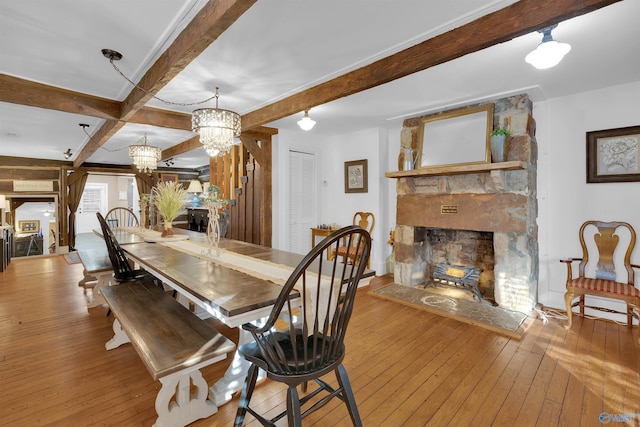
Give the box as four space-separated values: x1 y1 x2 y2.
525 25 571 69
129 140 161 173
297 110 316 131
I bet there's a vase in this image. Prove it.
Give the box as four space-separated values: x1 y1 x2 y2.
385 247 395 277
161 221 174 237
490 134 507 162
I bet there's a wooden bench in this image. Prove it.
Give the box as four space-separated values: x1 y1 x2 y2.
77 249 113 308
101 280 236 427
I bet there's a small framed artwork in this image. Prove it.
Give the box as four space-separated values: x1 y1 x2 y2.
344 159 368 193
160 173 179 183
19 220 40 233
587 125 640 183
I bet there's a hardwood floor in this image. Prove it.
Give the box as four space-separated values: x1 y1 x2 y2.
1 255 638 426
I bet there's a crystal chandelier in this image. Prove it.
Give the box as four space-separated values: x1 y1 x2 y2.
192 87 241 157
128 134 161 173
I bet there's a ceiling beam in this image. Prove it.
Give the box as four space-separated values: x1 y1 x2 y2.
161 126 278 160
0 74 121 120
2 0 619 164
240 0 621 130
74 0 256 167
119 0 257 119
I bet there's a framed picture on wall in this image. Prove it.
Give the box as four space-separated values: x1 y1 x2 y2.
344 159 368 193
160 173 179 183
19 220 39 233
587 125 640 183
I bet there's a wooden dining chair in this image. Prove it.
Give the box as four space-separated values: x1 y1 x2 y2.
328 212 374 268
562 220 640 327
105 207 139 229
96 212 149 283
234 225 371 427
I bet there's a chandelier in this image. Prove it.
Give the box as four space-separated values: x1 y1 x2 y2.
192 87 241 157
129 134 161 173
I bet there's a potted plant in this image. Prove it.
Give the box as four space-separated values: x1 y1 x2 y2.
152 181 187 237
490 128 511 162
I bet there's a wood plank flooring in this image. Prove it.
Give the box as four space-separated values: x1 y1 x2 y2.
1 255 638 426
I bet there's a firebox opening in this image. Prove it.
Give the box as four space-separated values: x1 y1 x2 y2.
414 227 495 304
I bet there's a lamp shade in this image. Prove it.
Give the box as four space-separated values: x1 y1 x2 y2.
0 195 5 207
186 180 203 193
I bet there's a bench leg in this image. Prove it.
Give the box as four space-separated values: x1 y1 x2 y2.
87 272 113 309
154 365 224 427
105 318 130 350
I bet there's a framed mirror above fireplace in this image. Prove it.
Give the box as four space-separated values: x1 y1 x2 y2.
417 103 493 168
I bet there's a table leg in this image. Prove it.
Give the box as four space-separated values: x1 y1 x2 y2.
87 272 112 308
208 327 257 406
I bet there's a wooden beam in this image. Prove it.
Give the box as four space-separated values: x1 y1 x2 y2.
0 74 121 120
161 126 277 160
129 107 191 130
240 0 621 130
73 120 124 167
119 0 257 119
76 0 256 167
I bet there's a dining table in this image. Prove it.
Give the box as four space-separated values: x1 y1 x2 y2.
104 226 375 407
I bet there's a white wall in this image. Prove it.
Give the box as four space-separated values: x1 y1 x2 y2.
273 126 400 273
536 81 640 314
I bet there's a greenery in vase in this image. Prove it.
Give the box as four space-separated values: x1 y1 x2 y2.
490 128 511 137
153 181 187 235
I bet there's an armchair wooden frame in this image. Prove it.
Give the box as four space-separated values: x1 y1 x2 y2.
561 220 640 328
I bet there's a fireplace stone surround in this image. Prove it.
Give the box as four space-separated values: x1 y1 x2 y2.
389 94 538 313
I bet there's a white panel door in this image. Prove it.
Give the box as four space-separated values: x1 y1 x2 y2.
287 150 315 254
76 183 108 234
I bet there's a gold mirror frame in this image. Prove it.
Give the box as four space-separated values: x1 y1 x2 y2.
417 104 494 168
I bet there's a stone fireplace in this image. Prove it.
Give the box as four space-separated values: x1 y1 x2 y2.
389 94 538 313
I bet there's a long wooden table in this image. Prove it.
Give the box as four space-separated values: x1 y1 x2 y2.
107 228 374 407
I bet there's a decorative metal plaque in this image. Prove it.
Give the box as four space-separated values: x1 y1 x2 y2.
440 205 458 214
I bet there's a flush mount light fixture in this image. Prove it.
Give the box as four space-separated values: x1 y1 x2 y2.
128 134 161 173
102 49 241 157
525 24 571 69
297 110 316 131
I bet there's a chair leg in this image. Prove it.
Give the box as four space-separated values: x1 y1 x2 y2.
579 295 585 317
335 364 362 427
286 385 303 427
234 364 259 427
564 291 573 328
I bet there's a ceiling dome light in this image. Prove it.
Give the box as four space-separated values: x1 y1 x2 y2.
297 110 316 131
525 25 571 69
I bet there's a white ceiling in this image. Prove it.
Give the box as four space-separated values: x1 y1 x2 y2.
1 0 638 169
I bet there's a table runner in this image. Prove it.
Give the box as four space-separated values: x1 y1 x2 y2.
122 228 339 327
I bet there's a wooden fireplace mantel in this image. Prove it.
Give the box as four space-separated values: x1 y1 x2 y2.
384 160 526 179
